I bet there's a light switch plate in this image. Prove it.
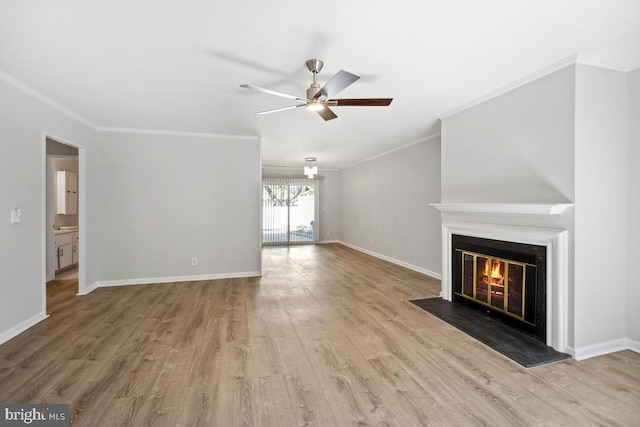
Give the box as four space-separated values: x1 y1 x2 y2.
10 208 22 224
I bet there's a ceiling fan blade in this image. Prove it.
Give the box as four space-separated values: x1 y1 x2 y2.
241 84 309 102
316 107 338 121
314 70 360 100
328 98 393 106
256 104 306 115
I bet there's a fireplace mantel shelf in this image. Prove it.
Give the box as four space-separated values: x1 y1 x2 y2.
430 203 573 215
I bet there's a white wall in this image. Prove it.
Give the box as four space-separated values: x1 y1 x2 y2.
0 76 96 344
262 167 342 242
574 65 629 350
627 68 640 344
96 131 261 284
339 137 442 277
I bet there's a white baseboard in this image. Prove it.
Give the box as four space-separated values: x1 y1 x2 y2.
0 311 49 346
338 241 442 280
318 240 340 244
569 338 638 361
77 281 99 295
97 271 262 288
628 339 640 353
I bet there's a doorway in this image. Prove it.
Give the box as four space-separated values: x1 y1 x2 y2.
44 135 87 305
262 177 317 245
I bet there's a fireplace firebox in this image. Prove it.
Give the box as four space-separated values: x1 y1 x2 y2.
452 234 547 342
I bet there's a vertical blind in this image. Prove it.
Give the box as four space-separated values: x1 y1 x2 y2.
262 177 317 245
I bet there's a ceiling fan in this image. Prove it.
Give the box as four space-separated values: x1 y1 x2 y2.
240 59 393 121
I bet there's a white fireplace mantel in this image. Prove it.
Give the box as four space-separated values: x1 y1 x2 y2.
431 203 573 215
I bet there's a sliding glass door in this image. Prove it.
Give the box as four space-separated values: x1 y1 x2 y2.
262 178 317 245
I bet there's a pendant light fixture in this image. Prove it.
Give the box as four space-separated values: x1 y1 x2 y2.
304 157 318 179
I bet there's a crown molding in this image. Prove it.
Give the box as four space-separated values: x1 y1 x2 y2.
439 54 578 120
0 69 97 129
439 52 640 121
97 127 259 141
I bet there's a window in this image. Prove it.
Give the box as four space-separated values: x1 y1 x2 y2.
262 177 317 245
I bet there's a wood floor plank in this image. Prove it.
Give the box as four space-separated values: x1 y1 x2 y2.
273 332 339 426
0 244 638 426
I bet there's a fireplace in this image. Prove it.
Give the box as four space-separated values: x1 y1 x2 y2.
433 212 571 353
452 234 546 341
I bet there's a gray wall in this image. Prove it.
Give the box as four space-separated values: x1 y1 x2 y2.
96 131 261 283
339 138 442 277
262 167 342 242
574 65 629 349
0 77 96 342
628 68 640 343
441 65 576 204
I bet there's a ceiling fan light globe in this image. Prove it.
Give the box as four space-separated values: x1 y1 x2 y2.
307 103 325 111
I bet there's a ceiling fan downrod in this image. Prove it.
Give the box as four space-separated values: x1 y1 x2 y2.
305 59 324 100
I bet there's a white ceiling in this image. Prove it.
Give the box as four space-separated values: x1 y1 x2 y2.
1 0 639 169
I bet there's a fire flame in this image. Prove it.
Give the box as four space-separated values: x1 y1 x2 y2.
491 260 502 280
483 259 504 285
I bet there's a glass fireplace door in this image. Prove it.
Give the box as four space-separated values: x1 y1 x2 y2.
459 250 529 322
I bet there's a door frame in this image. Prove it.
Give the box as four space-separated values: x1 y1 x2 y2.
42 132 87 306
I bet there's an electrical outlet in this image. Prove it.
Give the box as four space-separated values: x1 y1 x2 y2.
191 257 198 267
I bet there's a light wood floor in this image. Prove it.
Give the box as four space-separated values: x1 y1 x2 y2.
1 244 639 426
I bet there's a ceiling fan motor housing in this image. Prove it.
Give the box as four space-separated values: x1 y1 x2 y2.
307 83 321 100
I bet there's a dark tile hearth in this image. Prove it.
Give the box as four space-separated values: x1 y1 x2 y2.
410 298 571 368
